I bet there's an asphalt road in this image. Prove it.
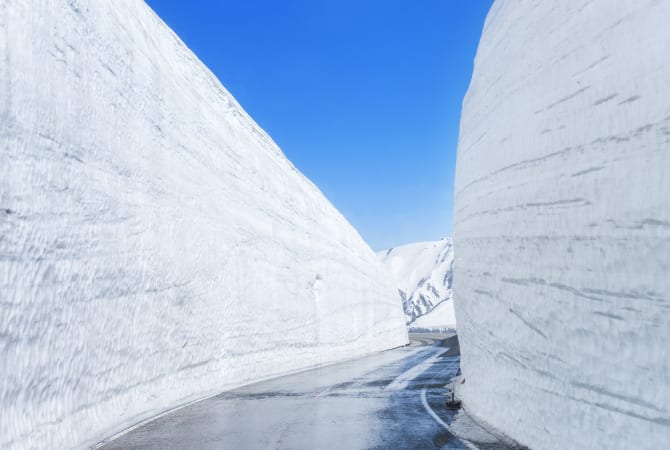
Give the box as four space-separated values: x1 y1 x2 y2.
98 334 518 449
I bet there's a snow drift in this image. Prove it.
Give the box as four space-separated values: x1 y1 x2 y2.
377 238 455 329
0 1 407 448
454 1 670 449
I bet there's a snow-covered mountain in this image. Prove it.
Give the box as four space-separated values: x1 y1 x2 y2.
378 238 455 329
0 2 407 449
454 1 670 449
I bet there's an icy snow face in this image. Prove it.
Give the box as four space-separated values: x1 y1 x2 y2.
454 1 670 449
0 1 407 449
377 238 454 328
406 300 456 333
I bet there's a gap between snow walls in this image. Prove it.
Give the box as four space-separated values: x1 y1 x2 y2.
0 1 408 449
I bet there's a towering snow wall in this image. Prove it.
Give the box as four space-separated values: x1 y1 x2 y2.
0 1 408 448
454 1 670 449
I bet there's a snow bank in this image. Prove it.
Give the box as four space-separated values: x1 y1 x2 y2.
377 238 454 328
454 1 670 449
0 1 407 448
408 300 456 333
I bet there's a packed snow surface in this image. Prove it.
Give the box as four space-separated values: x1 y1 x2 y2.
454 1 670 449
377 238 454 328
408 300 456 332
0 1 408 449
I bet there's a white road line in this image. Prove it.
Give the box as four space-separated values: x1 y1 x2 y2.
420 388 449 429
418 359 481 450
385 348 445 391
421 388 479 450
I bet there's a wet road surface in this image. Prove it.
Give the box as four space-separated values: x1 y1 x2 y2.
98 334 519 449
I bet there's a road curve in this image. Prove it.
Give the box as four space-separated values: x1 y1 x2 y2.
96 334 517 449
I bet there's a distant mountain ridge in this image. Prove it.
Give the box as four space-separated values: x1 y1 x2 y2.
378 238 455 329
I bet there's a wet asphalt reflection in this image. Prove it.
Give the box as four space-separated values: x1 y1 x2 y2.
99 333 517 449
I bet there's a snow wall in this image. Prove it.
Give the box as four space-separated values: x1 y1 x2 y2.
454 1 670 449
0 1 408 449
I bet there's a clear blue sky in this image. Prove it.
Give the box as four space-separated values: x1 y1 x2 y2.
146 0 493 250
